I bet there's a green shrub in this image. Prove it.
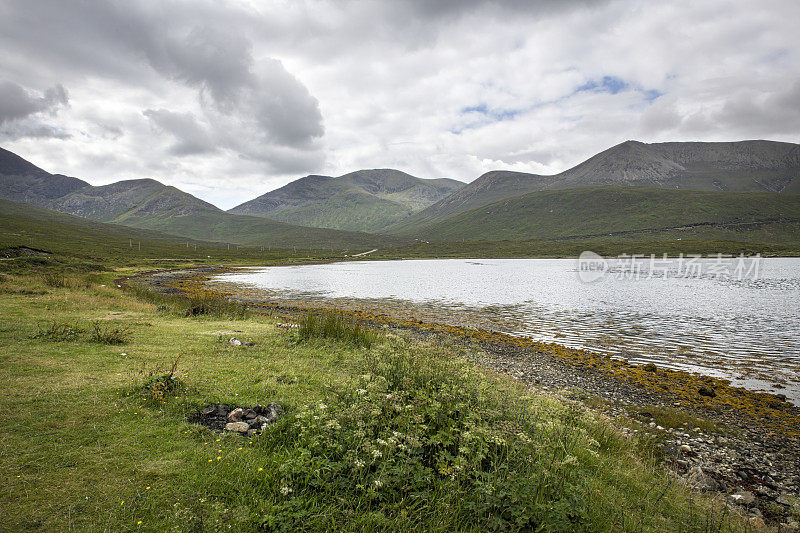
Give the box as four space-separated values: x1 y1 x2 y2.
297 312 375 348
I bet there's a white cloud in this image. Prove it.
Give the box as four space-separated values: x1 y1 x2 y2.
0 0 798 209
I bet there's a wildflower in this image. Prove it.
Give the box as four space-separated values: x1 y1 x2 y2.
318 402 327 410
280 486 293 495
356 388 367 396
373 479 383 488
216 456 222 460
354 459 365 468
376 438 387 446
258 467 263 472
371 449 382 459
137 521 142 525
145 486 150 490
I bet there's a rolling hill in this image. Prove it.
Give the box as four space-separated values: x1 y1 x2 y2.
229 169 463 232
0 147 400 250
398 186 800 244
388 140 800 234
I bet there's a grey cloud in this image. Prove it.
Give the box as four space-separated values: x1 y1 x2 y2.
639 81 800 137
0 81 68 124
143 108 216 156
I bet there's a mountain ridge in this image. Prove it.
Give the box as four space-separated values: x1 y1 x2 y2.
229 168 463 232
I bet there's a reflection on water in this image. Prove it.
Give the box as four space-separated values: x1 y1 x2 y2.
213 258 800 402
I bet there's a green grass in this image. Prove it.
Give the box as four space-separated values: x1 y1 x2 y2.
0 268 744 531
393 186 800 245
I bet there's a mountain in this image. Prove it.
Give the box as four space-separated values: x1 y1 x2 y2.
0 148 398 250
388 140 800 234
0 147 89 205
397 186 800 245
229 169 463 232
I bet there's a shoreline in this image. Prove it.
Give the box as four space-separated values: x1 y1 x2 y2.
126 264 800 525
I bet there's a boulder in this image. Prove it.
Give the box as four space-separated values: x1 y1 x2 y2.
224 422 250 434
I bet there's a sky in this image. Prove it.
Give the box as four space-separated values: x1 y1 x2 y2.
1 0 798 209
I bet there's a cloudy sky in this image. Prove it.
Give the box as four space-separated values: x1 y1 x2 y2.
1 0 798 208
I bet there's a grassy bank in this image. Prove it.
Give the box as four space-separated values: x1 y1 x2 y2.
0 269 744 531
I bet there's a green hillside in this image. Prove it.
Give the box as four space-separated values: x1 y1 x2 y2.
0 197 266 263
117 208 404 249
229 169 463 232
399 186 800 244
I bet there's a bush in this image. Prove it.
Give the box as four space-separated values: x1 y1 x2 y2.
256 346 596 531
297 312 375 348
88 321 131 344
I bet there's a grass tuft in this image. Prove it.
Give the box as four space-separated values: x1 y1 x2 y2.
88 321 132 344
298 311 376 348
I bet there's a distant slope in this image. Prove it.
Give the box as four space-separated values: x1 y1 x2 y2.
400 186 800 244
229 169 463 232
0 147 89 205
0 197 226 260
389 140 800 234
0 147 398 250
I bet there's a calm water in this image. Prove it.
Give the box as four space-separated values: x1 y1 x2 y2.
214 258 800 402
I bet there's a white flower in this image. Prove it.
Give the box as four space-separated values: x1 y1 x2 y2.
373 480 383 489
280 486 293 495
376 438 387 446
371 449 382 459
356 389 367 396
354 459 365 468
318 402 327 410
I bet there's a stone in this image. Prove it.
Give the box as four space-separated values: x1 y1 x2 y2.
730 490 755 506
224 422 250 433
229 337 242 346
697 386 716 398
243 409 257 420
748 517 765 529
201 405 216 416
680 445 692 454
227 407 244 422
243 341 255 347
777 494 793 506
686 466 719 492
642 363 657 372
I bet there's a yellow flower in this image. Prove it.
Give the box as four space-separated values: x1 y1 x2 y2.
258 467 263 472
137 521 142 525
145 486 150 490
216 456 222 460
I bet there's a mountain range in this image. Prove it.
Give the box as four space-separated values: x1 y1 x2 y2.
1 140 798 250
387 140 800 233
229 169 462 232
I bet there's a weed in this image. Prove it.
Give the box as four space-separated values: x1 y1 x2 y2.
141 356 185 403
40 273 68 288
33 321 85 341
88 321 131 344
